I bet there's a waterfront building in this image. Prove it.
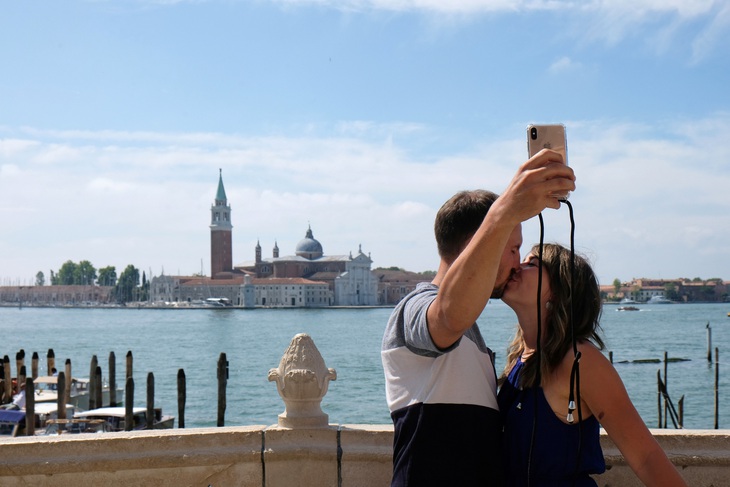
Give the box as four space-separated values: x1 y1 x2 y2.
148 171 379 307
0 285 113 306
600 277 730 303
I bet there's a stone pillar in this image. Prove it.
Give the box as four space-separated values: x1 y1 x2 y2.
268 333 337 428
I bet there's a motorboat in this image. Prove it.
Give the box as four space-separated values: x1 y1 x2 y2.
617 306 640 311
205 297 232 307
0 403 77 437
647 295 672 304
619 298 637 305
33 375 124 410
73 407 175 431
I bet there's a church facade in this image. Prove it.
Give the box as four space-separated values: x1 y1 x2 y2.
149 171 378 308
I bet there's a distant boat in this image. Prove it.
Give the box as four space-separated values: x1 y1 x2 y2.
204 297 232 307
617 306 640 311
619 298 637 305
647 295 672 304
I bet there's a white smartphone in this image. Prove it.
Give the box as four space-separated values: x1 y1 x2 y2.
527 123 569 199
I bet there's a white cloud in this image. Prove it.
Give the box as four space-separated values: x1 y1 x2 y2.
548 56 581 74
1 114 729 284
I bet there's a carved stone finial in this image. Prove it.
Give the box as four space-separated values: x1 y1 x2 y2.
268 333 337 428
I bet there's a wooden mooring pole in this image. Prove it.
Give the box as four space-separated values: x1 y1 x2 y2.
109 351 117 407
31 352 39 379
177 369 186 429
64 359 72 405
89 355 98 410
126 351 133 380
3 356 11 402
94 366 103 409
657 370 663 428
47 349 55 376
678 395 684 429
217 353 228 427
715 347 720 429
17 365 26 394
0 361 4 404
57 371 67 433
125 376 134 432
25 377 34 436
16 351 24 384
664 350 669 428
707 323 712 362
146 372 155 430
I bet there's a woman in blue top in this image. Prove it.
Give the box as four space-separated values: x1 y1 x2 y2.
498 243 687 487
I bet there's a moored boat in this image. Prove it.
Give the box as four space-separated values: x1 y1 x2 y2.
33 375 124 410
0 403 78 437
647 295 672 304
73 407 175 431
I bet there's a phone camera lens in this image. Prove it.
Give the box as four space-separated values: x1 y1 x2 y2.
530 127 538 140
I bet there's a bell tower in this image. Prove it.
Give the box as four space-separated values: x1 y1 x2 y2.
210 169 233 279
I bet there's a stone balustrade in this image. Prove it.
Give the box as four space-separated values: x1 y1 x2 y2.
0 334 728 486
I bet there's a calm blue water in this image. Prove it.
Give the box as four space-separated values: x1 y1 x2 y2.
1 303 728 429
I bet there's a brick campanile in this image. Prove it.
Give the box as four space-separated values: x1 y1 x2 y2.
210 169 232 279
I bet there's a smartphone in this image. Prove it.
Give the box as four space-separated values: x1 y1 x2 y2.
527 123 569 199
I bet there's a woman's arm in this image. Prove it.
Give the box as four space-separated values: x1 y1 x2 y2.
578 344 687 487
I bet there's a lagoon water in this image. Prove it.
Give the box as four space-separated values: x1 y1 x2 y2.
1 303 728 429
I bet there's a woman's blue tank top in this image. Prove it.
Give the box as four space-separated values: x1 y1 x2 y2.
497 360 606 486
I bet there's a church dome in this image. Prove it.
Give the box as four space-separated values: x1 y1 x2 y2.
295 225 323 259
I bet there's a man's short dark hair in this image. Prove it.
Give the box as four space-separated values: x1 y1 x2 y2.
434 190 499 263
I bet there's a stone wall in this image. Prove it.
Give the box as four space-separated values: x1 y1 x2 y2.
0 425 728 486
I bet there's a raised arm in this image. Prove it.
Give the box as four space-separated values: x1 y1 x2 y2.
427 150 575 349
579 345 688 487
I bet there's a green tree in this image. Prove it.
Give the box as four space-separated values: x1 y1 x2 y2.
664 282 679 301
115 265 140 303
57 261 78 285
35 271 45 286
140 271 149 301
75 260 97 285
50 270 57 285
97 266 117 287
612 278 621 297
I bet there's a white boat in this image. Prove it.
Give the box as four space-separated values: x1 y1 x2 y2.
647 295 672 304
205 297 232 307
74 407 175 431
619 298 638 304
33 375 124 410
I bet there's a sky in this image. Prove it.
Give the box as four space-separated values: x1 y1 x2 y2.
1 0 729 287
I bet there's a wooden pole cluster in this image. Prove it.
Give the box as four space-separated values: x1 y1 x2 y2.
0 346 239 432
